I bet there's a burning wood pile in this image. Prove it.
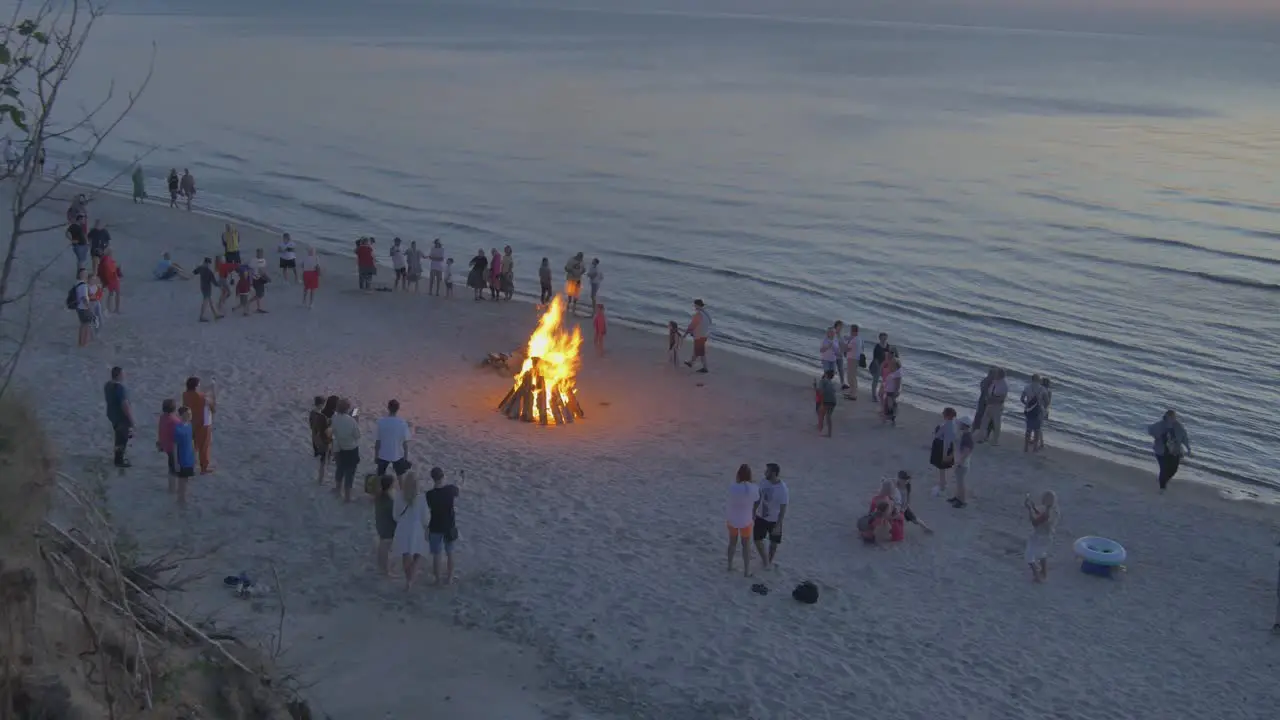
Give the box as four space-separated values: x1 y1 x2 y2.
497 296 585 425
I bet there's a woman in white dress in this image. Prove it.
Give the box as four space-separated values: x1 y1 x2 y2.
391 472 429 589
1024 490 1059 583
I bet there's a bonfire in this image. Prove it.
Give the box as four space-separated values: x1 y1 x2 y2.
497 296 586 424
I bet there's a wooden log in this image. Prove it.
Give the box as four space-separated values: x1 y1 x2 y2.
537 384 549 426
505 388 524 419
566 389 585 419
520 384 535 422
558 391 575 424
550 389 565 422
497 386 517 412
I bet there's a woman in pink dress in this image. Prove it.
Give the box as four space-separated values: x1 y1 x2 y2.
488 248 502 301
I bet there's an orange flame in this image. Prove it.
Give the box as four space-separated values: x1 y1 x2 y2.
512 295 582 424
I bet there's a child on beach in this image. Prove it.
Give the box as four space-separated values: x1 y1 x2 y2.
444 258 454 297
98 247 122 314
593 303 607 357
156 399 179 488
374 475 396 576
86 275 105 330
301 247 321 308
173 406 196 506
234 264 252 313
668 321 681 367
247 264 270 315
814 369 838 437
391 237 407 292
356 238 375 291
1024 491 1059 583
215 254 235 312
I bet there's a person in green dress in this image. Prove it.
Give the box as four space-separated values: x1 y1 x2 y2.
131 165 146 204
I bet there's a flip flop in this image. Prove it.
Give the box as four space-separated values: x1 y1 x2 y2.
751 583 769 596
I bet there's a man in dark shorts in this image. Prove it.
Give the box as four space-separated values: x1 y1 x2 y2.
103 366 134 468
87 220 110 274
374 399 411 476
425 466 462 585
194 257 222 322
869 332 890 401
752 463 789 570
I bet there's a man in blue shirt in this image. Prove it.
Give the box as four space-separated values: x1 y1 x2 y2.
173 406 196 506
153 252 190 280
103 366 134 468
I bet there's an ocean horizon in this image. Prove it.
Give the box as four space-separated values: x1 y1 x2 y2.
38 1 1280 494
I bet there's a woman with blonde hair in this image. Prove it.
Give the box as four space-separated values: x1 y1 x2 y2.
725 464 759 577
1024 490 1060 583
391 472 429 589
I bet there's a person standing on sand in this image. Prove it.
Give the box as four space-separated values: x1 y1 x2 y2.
1021 374 1048 454
131 165 146 203
930 407 958 496
1148 409 1192 492
374 475 396 576
247 256 270 314
814 368 837 437
725 464 759 577
406 240 424 293
309 396 335 487
72 269 92 347
587 257 603 311
880 355 903 425
593 303 608 357
869 333 890 402
501 245 515 300
355 238 375 291
221 223 242 264
842 324 862 399
426 467 462 585
973 367 996 440
300 246 321 307
466 249 487 301
978 368 1008 445
1038 378 1053 450
156 399 179 488
819 327 839 379
564 252 586 314
181 377 216 475
391 472 429 590
831 321 849 389
167 169 180 208
951 417 975 508
488 248 503 301
195 257 223 322
428 239 445 296
683 299 713 374
104 366 134 468
390 237 407 292
67 213 89 271
179 169 196 211
538 257 553 304
98 247 122 314
668 321 681 367
1024 490 1059 583
752 463 788 570
444 257 454 297
277 233 298 284
331 399 361 502
375 399 412 477
88 220 110 276
173 406 196 506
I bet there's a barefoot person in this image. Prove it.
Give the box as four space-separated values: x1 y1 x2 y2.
593 303 608 357
181 377 215 474
390 237 407 292
1024 491 1060 583
330 398 361 502
843 323 862 398
869 333 890 402
488 248 503 301
880 355 903 426
501 245 515 301
428 238 445 296
71 269 92 348
891 470 933 533
587 257 603 309
1038 377 1053 450
426 467 462 585
374 475 396 576
406 240 424 293
752 463 788 571
167 169 179 208
156 399 179 490
930 407 958 497
310 396 337 486
1021 374 1048 453
467 249 487 301
950 417 975 509
375 399 412 477
221 223 242 264
179 168 196 210
98 247 122 314
173 406 196 507
564 252 586 314
538 257 553 304
391 472 429 590
814 369 838 437
725 464 759 577
1148 409 1192 492
978 368 1008 444
103 366 134 468
195 257 223 322
683 299 713 374
301 246 321 308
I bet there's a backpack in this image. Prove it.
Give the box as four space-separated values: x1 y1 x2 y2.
1162 428 1181 456
65 282 83 310
792 581 819 605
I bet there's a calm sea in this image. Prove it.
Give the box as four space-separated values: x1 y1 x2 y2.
46 1 1280 492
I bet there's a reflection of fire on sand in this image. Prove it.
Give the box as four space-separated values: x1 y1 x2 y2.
497 295 587 425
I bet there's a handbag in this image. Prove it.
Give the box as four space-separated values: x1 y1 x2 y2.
858 353 867 369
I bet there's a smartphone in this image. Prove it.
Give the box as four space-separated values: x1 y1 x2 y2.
351 407 359 418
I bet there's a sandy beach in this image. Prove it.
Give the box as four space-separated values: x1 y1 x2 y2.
8 184 1279 719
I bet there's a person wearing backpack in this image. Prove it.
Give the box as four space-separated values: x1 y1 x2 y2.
1147 409 1192 492
68 269 93 347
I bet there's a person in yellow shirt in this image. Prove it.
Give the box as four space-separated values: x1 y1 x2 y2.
221 223 241 264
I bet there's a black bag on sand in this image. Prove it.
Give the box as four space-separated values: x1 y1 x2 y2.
792 581 819 605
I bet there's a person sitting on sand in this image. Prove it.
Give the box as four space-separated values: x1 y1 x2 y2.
374 475 396 576
153 252 189 280
725 464 759 577
858 501 899 545
753 463 788 571
173 406 196 506
98 247 122 314
1024 490 1059 583
301 246 321 307
391 472 429 590
890 471 933 534
426 466 462 585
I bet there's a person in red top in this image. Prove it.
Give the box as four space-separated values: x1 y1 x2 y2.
215 254 236 312
97 247 122 313
156 398 180 492
355 238 375 291
592 303 607 357
235 263 253 314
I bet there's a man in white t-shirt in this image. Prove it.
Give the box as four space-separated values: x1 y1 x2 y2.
428 238 445 296
390 237 407 292
753 463 789 570
725 466 759 577
277 232 298 284
374 398 411 476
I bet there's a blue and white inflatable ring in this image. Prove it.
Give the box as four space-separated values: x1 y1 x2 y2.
1074 536 1126 566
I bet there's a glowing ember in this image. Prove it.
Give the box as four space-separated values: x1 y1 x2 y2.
497 295 586 425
